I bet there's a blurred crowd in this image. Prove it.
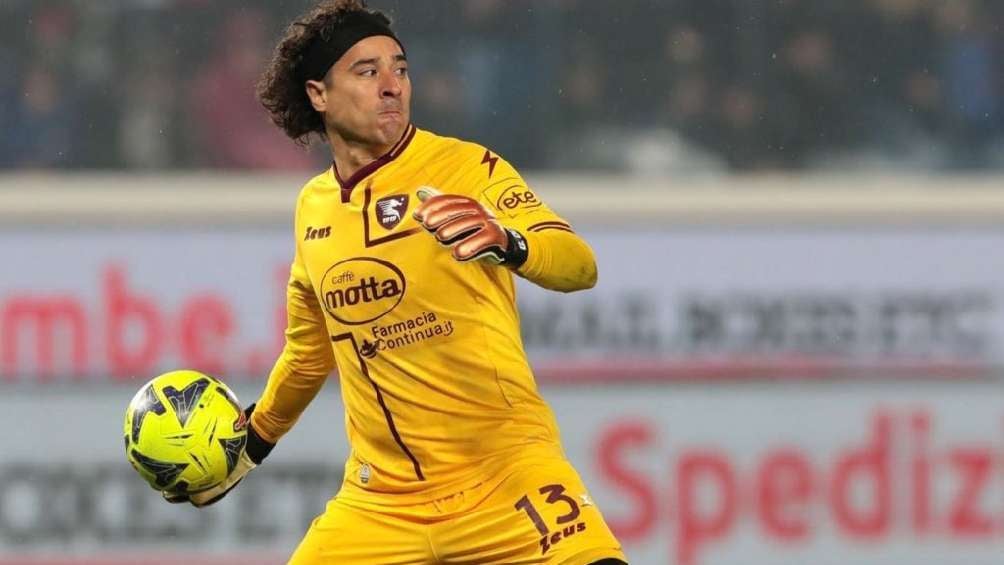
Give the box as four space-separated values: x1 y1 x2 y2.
1 0 1002 173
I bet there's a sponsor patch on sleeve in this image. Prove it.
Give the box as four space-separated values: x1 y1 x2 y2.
481 178 543 217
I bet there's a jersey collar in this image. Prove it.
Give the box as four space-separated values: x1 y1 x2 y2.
332 124 417 203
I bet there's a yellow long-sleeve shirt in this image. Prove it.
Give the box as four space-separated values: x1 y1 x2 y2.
251 125 597 504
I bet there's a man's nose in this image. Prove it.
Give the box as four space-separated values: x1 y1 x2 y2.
380 72 402 98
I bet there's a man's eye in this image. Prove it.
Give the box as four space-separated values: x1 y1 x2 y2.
360 69 377 77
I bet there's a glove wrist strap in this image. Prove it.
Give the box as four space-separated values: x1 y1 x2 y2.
243 403 275 465
502 228 529 268
245 424 274 464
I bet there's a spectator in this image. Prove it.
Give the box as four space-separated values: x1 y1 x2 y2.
6 63 76 168
188 7 316 169
0 0 1001 173
933 0 1000 167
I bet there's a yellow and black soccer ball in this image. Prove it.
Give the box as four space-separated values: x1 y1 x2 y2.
123 370 247 495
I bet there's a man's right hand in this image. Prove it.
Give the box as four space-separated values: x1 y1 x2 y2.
163 403 274 508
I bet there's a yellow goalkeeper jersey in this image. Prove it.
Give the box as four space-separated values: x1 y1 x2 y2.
252 125 597 504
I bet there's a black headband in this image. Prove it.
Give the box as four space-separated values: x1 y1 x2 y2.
300 11 405 82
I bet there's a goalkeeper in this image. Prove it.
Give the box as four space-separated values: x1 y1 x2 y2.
169 1 627 564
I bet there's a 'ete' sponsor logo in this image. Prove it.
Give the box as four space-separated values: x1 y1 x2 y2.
496 186 540 210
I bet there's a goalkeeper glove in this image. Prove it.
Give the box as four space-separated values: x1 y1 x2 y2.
162 402 274 508
413 187 529 267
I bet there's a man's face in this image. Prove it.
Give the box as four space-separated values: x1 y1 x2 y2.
309 35 411 147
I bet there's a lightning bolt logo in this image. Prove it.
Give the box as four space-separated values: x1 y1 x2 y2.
481 150 499 179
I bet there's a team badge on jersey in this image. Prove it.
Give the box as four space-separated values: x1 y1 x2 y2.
376 195 409 230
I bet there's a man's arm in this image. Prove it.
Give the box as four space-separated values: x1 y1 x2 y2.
512 225 597 292
251 256 336 443
169 211 335 507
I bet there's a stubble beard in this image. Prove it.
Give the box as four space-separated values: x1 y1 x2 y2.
332 115 406 152
376 114 407 144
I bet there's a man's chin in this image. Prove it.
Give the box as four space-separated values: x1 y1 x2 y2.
377 119 408 143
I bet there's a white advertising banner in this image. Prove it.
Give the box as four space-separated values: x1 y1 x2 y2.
520 228 1000 380
0 227 1001 383
1 383 1002 565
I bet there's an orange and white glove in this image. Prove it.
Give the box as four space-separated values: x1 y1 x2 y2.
413 187 528 267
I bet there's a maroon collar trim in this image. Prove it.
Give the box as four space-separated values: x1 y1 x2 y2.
334 124 417 203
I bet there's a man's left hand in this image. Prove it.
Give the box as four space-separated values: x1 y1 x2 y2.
413 187 528 267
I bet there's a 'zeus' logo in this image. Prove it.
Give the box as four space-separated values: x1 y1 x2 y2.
305 226 332 240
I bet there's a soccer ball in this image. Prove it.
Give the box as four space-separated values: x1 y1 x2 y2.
123 370 247 495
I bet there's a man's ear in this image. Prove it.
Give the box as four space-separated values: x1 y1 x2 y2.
305 79 327 112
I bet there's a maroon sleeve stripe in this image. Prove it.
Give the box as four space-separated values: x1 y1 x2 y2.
530 225 575 234
527 221 573 233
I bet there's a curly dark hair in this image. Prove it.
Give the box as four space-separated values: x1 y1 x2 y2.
257 0 391 146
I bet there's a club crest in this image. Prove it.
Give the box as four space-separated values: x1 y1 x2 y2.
376 195 409 230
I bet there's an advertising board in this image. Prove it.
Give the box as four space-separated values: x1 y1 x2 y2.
1 228 999 383
2 384 1002 564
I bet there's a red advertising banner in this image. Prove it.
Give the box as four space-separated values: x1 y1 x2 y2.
2 228 1001 383
2 384 1002 564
